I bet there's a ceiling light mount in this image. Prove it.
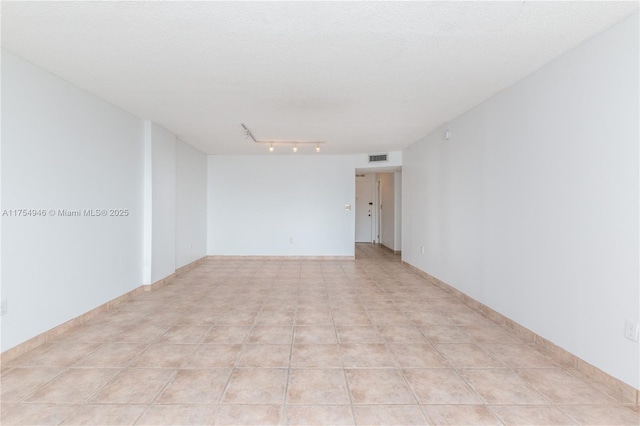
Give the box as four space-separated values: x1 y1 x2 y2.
241 124 326 153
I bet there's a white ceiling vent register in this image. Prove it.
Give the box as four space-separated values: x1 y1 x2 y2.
368 154 388 163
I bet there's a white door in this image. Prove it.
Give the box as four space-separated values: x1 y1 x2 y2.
355 175 373 242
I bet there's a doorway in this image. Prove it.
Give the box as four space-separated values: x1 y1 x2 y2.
355 174 374 243
354 169 402 253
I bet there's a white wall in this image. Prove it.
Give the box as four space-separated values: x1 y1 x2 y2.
394 171 402 251
403 13 639 388
378 172 403 252
208 155 356 256
1 51 209 352
143 122 176 284
176 139 207 268
379 173 395 250
1 51 144 350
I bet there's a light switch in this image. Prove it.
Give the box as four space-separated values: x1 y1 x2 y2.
345 204 351 211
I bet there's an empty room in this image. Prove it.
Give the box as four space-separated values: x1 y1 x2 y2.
1 1 639 425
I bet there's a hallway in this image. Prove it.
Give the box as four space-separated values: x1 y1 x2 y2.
2 244 637 425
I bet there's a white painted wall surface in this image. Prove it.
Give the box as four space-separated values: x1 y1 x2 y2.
1 51 144 351
147 123 176 283
402 14 639 388
176 139 207 268
394 171 402 251
379 173 395 250
208 155 356 256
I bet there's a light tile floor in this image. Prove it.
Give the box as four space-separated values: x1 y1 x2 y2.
2 244 639 425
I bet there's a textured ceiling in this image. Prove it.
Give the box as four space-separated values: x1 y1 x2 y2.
2 1 638 155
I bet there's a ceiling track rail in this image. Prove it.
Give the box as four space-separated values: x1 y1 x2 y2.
241 123 326 147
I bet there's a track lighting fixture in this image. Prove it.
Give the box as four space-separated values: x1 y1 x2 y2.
240 124 326 153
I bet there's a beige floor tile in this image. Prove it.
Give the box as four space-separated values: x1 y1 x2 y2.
407 310 454 325
255 310 296 325
60 404 145 425
129 343 198 368
0 403 77 425
213 404 282 425
435 343 505 368
295 310 334 326
154 369 232 404
450 310 497 326
237 344 291 368
367 310 413 326
145 310 188 325
340 343 396 368
89 308 150 324
26 368 118 403
56 322 130 342
353 405 427 425
4 246 639 425
336 326 385 343
389 343 448 368
202 326 252 344
15 342 100 367
294 326 338 344
175 310 222 326
90 368 175 404
458 368 548 404
284 405 354 425
113 323 170 343
182 344 242 368
73 342 147 367
333 311 373 326
490 405 576 425
217 311 257 326
291 344 343 368
248 326 293 344
157 325 211 343
418 325 473 343
221 368 287 404
0 402 15 415
422 404 501 425
287 369 351 405
345 369 417 404
559 405 640 425
0 367 64 403
403 368 482 404
135 404 217 425
486 343 557 368
517 368 616 404
462 325 522 344
378 325 429 343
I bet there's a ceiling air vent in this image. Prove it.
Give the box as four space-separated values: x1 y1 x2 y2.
368 153 388 163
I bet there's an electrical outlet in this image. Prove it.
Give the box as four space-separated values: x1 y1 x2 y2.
624 319 639 342
1 299 7 316
420 245 425 254
289 237 294 244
